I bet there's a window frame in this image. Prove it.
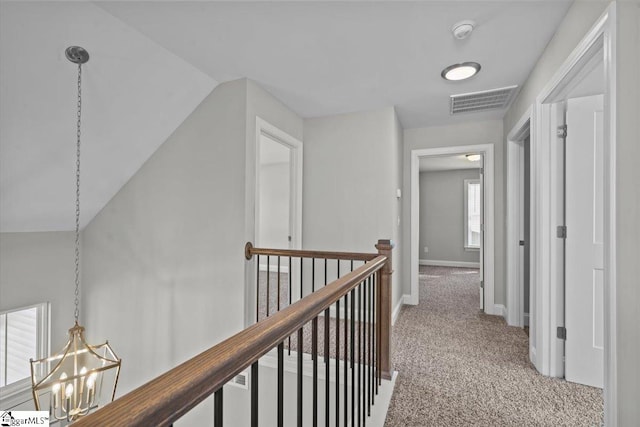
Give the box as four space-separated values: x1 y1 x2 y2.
464 178 482 251
0 302 50 406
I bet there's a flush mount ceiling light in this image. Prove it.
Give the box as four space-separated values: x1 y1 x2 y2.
466 154 481 162
441 62 481 81
30 46 121 423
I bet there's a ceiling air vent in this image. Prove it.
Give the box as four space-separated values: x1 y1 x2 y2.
450 85 518 115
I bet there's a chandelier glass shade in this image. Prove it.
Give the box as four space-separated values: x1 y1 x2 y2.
29 46 121 422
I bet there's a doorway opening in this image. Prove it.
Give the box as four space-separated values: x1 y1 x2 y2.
507 114 532 335
248 117 303 326
410 144 495 314
255 117 303 251
550 56 605 388
417 155 483 309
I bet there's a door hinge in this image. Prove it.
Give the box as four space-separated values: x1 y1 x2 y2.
557 326 567 340
519 240 525 246
557 225 567 239
557 125 567 138
288 235 292 242
480 280 484 289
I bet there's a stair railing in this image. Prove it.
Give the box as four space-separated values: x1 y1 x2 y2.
73 240 393 427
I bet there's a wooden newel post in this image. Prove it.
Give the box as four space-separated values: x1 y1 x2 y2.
375 239 394 380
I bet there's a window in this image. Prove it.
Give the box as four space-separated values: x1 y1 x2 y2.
0 303 49 395
464 179 481 249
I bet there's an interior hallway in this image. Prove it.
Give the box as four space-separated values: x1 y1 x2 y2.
384 266 603 426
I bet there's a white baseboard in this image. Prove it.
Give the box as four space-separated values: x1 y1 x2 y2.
259 264 290 273
419 259 480 268
402 294 415 305
530 346 537 366
524 312 530 326
494 304 507 320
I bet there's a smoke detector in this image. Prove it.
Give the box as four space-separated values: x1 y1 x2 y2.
452 20 475 40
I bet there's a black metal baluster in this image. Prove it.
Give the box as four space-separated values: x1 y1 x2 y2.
358 282 362 427
277 256 281 312
364 277 369 418
325 307 330 427
312 258 316 292
376 273 381 388
298 328 303 427
324 259 329 289
289 257 292 355
256 254 260 322
367 277 372 416
336 297 340 427
350 288 355 427
336 258 341 427
374 273 378 395
278 342 284 427
214 388 223 427
313 317 318 427
368 276 374 409
343 292 349 427
266 255 270 317
324 258 330 427
251 362 259 427
300 257 304 299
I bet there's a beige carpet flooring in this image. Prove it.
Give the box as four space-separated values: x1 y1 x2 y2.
384 266 603 427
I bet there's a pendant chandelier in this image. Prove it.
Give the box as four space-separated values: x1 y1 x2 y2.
29 46 121 422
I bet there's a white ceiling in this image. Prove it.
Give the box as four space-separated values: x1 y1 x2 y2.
419 154 481 172
0 0 572 232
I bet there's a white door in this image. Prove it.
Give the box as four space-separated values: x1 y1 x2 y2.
257 133 293 249
564 94 604 388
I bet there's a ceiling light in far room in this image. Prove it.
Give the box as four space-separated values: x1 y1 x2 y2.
452 20 476 40
441 62 481 81
466 154 481 162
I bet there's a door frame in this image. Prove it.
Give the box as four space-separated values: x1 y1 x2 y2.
409 144 495 314
254 116 303 250
247 117 303 327
506 107 533 329
531 4 616 424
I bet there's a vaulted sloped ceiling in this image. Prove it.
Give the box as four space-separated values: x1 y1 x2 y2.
0 1 572 233
0 1 217 232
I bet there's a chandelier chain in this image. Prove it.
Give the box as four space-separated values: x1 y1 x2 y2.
74 63 82 324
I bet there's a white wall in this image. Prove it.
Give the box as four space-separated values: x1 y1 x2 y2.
403 120 504 302
615 1 640 422
0 232 77 352
419 169 481 265
81 78 303 425
303 107 403 310
81 79 248 425
392 110 404 309
504 0 611 132
0 232 78 410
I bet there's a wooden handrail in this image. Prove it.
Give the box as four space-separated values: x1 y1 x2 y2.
73 255 388 427
245 242 378 262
